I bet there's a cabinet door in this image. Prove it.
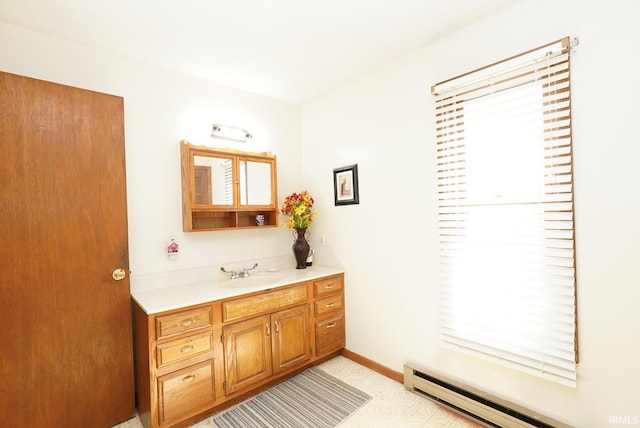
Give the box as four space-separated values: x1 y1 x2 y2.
223 314 272 394
315 314 346 356
157 360 215 425
272 305 312 374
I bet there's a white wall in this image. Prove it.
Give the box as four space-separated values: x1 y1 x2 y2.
301 1 640 426
3 1 639 425
0 22 303 277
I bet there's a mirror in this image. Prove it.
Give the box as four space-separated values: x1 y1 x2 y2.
239 160 273 205
194 155 234 205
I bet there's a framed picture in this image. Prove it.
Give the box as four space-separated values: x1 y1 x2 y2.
333 164 359 206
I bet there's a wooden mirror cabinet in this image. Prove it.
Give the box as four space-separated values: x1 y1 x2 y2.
180 140 278 231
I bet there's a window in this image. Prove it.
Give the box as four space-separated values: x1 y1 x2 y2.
433 38 578 387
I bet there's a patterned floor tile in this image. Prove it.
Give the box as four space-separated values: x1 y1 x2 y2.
113 356 470 428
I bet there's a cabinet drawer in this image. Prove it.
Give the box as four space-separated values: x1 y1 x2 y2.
314 276 343 297
315 314 345 356
156 332 213 368
222 284 308 323
158 360 215 424
314 295 344 316
156 306 212 340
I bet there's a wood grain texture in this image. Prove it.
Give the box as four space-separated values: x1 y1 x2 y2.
222 283 308 322
0 72 134 427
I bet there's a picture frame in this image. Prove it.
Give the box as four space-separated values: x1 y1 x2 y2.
333 164 359 206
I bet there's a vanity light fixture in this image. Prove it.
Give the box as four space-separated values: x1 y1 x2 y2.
211 124 253 143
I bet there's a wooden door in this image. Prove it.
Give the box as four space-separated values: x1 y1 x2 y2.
272 305 312 374
194 165 212 205
0 72 134 427
223 314 272 394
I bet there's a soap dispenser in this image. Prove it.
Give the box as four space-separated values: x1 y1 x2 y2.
306 248 314 267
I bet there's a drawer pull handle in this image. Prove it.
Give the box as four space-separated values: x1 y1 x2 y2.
324 284 336 289
325 322 337 329
179 374 198 384
325 302 336 308
179 345 195 353
179 319 196 327
275 321 280 336
266 323 271 338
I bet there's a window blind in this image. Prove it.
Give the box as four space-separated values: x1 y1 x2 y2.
433 37 578 387
223 159 234 205
239 160 248 205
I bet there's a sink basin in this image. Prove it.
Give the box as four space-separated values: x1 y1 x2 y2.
220 274 283 288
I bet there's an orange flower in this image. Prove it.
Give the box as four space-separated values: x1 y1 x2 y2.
280 191 316 230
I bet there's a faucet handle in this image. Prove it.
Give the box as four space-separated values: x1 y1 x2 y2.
221 264 257 279
220 266 240 279
241 263 258 277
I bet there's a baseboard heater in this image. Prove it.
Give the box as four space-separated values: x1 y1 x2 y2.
403 365 571 428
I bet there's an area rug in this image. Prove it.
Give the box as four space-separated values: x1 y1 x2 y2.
210 366 371 427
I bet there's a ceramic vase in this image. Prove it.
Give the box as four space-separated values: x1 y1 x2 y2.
292 228 310 269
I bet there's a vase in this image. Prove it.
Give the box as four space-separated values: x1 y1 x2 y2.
292 228 311 269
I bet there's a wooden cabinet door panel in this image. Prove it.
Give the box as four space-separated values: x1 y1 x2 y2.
272 305 312 374
223 314 272 394
158 360 215 424
0 72 133 427
315 314 346 356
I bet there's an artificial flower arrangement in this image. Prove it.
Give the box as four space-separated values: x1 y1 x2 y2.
280 190 315 230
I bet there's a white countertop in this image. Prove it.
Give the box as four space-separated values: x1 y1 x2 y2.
131 263 344 315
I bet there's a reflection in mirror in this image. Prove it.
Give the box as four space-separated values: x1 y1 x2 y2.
194 156 233 205
239 160 272 205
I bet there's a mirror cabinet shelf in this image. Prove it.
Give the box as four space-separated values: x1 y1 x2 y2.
181 140 278 232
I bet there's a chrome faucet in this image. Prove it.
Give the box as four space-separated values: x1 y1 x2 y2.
220 262 258 279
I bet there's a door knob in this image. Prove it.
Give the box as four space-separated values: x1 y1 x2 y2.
112 268 126 281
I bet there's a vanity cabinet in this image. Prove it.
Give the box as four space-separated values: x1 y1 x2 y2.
132 273 345 428
313 275 346 355
133 303 219 428
222 304 311 394
221 283 312 394
180 140 278 231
